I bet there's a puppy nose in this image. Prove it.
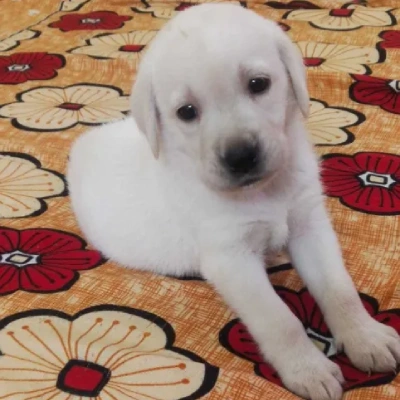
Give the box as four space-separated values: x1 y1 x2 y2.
221 140 261 176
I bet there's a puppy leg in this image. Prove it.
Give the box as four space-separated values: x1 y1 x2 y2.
288 197 400 374
201 245 343 400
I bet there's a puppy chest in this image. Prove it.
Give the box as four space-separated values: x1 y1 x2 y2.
246 220 289 254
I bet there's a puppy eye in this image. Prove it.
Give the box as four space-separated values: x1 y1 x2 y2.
177 104 198 122
248 77 271 95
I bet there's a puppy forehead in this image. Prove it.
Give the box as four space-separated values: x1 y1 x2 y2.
166 6 278 51
170 3 276 32
152 7 281 83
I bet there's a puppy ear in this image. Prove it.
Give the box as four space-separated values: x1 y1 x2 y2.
130 65 161 159
277 31 309 118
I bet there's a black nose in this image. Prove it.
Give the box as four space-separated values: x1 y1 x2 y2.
221 140 261 177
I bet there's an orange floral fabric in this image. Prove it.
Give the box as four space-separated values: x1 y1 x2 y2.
0 0 399 399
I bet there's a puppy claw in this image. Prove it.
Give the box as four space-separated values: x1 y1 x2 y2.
338 319 400 374
331 366 345 385
279 349 343 400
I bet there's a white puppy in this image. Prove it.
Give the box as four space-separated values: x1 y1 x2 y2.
68 4 400 400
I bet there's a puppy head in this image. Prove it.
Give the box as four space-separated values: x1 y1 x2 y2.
131 3 308 191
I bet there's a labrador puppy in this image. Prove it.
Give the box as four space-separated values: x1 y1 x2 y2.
68 4 400 399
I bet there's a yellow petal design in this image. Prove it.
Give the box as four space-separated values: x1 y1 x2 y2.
134 6 177 19
133 0 241 19
0 84 129 131
0 154 65 218
109 349 208 400
297 41 381 74
71 31 157 65
307 100 361 145
20 87 66 105
0 30 38 52
65 85 121 105
286 6 394 31
0 307 214 399
60 0 90 11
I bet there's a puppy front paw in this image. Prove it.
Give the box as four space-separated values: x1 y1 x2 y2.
279 347 344 400
338 318 400 373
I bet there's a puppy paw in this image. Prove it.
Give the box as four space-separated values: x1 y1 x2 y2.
279 348 344 400
338 318 400 373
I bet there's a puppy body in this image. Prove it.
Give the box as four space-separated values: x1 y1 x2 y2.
68 4 400 400
68 115 293 276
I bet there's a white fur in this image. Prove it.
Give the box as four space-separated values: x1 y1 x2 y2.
68 4 400 400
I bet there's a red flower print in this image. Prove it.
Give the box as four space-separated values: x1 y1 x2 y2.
0 227 104 295
0 52 65 85
321 152 400 215
266 1 320 9
379 30 400 49
350 74 400 114
49 11 131 32
220 286 400 392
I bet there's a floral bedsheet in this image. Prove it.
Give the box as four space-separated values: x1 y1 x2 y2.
0 0 399 399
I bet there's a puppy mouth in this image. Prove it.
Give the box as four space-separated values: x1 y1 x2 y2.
238 175 264 187
204 171 275 193
234 167 284 191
